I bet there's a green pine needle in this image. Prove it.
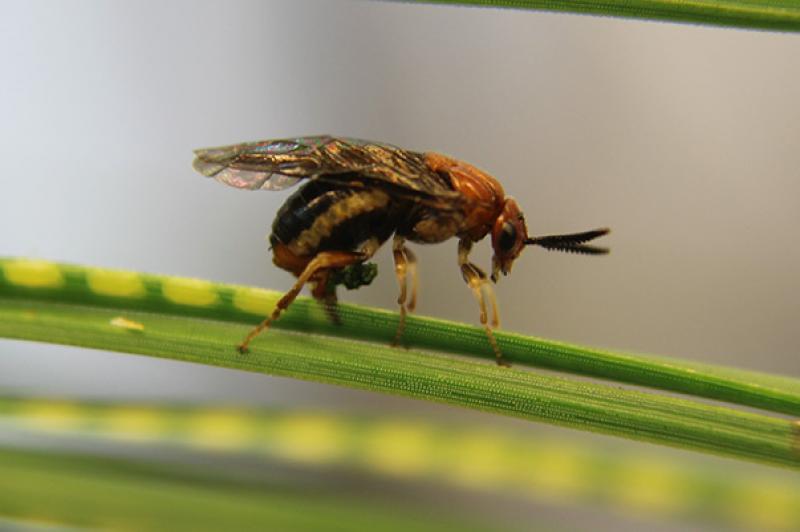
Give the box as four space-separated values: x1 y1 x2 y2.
405 0 800 32
1 258 798 468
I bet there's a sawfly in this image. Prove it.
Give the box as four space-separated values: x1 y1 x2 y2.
193 136 609 366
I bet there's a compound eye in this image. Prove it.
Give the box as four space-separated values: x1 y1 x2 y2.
498 223 517 252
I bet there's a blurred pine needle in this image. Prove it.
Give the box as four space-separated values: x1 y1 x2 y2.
1 398 799 531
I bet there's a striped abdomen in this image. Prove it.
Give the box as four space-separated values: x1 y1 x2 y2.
269 180 403 262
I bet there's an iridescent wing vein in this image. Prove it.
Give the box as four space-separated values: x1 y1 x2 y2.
193 136 461 206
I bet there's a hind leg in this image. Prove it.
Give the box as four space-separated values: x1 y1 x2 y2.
238 250 366 353
311 270 341 326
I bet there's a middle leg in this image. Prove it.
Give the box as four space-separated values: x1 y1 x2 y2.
392 235 419 346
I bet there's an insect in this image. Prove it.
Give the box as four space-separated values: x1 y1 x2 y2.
193 136 609 366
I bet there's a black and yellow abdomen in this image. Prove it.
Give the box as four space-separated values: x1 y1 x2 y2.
270 179 403 262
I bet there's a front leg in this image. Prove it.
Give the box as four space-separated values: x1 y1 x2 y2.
458 238 507 366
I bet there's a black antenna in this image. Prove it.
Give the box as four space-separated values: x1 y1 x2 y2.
525 228 610 255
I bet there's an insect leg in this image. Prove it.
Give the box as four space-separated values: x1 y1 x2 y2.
238 251 366 353
458 238 507 367
311 270 341 326
406 247 419 312
392 236 419 346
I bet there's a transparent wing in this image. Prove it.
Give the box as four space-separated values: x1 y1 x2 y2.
193 136 460 203
192 140 308 191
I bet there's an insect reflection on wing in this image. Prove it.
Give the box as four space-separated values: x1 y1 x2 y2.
193 135 609 366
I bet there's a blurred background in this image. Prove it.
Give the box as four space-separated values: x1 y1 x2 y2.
1 1 799 530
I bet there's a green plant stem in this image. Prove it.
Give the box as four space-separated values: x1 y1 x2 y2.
405 0 800 32
0 259 798 468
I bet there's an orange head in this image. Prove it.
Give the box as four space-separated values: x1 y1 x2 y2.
490 197 529 282
491 197 611 282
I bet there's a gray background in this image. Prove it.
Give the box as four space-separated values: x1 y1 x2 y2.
1 0 799 529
